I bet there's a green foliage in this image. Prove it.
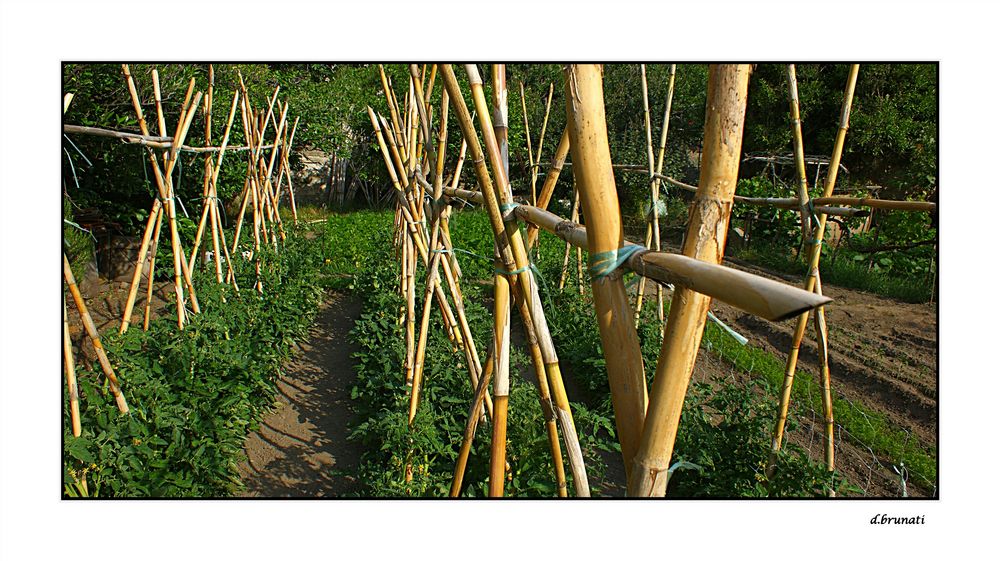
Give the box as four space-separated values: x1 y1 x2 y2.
63 223 327 497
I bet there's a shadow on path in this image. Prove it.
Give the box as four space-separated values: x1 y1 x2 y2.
237 292 363 497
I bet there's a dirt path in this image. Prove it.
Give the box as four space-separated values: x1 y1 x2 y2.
236 292 364 497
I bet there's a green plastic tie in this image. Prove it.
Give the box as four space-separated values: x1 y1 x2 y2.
589 244 648 279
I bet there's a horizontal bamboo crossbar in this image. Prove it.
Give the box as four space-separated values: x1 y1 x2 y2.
554 162 935 213
432 184 831 321
64 124 273 153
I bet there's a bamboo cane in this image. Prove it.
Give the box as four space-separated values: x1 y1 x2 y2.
488 263 512 497
787 64 814 258
450 348 495 496
485 64 513 495
628 64 752 497
558 187 580 291
64 254 129 413
768 64 860 486
564 64 648 480
520 82 536 202
142 207 164 330
63 298 82 437
635 64 675 324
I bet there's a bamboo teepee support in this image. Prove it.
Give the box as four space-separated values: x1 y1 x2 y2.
639 64 664 323
442 64 588 496
564 64 648 480
768 65 861 487
369 107 489 416
627 64 752 497
64 254 129 414
635 63 675 325
119 66 201 331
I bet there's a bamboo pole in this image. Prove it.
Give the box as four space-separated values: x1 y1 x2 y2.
558 187 579 291
787 64 814 257
64 254 129 414
628 64 753 497
63 298 82 437
142 207 164 330
487 64 513 496
564 64 648 480
488 265 512 497
635 64 675 325
520 81 535 205
450 348 495 496
768 64 860 488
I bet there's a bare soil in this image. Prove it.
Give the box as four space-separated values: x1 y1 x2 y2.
236 293 364 497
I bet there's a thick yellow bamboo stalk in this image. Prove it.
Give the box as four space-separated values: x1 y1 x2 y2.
63 298 81 437
628 64 752 497
769 64 860 484
565 64 648 480
64 254 129 414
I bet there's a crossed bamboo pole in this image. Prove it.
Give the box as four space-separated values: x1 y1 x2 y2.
767 65 861 492
65 254 130 415
440 64 590 496
119 66 202 333
635 64 675 325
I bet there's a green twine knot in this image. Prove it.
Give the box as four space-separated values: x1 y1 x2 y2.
499 202 521 222
589 244 648 279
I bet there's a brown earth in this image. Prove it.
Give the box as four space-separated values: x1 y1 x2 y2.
236 293 364 497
